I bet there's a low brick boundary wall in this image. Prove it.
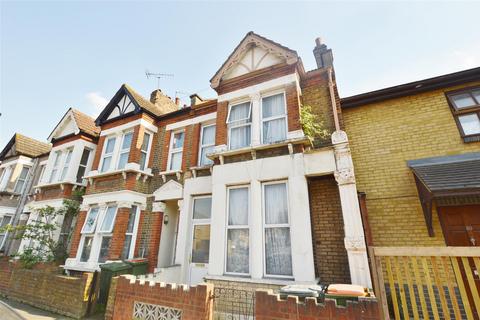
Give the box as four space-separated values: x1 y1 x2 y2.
255 289 381 320
106 275 214 320
0 258 94 319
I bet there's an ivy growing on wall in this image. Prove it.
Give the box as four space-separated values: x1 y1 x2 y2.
300 105 330 146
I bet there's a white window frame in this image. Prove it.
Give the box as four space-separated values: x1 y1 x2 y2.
98 205 118 233
100 136 117 173
224 185 251 276
0 166 12 190
139 131 152 171
227 100 252 150
76 148 92 184
59 148 73 181
0 215 13 250
121 205 141 260
79 235 94 263
81 207 101 234
260 91 288 145
198 124 216 166
116 131 134 170
38 164 46 184
13 166 30 194
261 180 293 279
167 129 185 172
49 151 62 182
190 195 212 264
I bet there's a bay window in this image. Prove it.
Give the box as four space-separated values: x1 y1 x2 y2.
14 166 29 194
117 132 133 170
49 151 62 182
0 167 9 191
76 148 91 183
227 102 252 150
59 149 73 181
81 207 100 234
100 137 116 172
226 186 249 274
98 236 112 263
80 236 93 262
139 132 151 171
121 205 139 260
262 93 287 144
168 131 184 171
263 182 292 277
447 87 480 141
199 125 216 166
98 206 117 233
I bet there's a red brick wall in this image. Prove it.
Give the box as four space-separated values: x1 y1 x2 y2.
255 290 380 320
215 101 228 146
308 176 351 284
134 210 163 272
108 208 130 260
91 136 105 171
107 275 214 320
52 133 97 147
69 210 87 258
35 184 73 202
285 83 302 132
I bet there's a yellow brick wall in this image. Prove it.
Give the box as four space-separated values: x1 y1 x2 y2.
343 81 480 246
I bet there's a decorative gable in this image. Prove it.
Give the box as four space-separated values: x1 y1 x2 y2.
107 94 137 120
210 31 298 89
48 108 80 142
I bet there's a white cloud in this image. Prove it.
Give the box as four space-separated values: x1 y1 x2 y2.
452 48 480 69
85 92 108 116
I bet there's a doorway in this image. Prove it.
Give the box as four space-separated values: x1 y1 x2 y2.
189 196 212 285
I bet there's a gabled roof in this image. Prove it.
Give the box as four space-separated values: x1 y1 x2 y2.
0 133 51 161
48 108 100 142
95 84 177 126
210 31 299 89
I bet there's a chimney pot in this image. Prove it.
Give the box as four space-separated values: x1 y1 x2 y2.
175 97 180 106
315 37 322 46
313 37 334 69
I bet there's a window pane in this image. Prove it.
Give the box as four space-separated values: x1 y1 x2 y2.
14 180 25 194
202 126 216 145
1 216 12 227
122 132 133 149
265 227 292 276
82 208 99 233
228 188 248 225
105 137 116 154
121 234 132 260
53 151 62 166
230 125 251 149
226 229 249 274
173 132 184 149
100 206 117 232
263 118 286 144
451 93 476 109
141 133 150 152
101 156 112 172
19 167 29 179
126 206 137 233
192 225 210 263
117 152 129 169
459 114 480 135
0 235 5 249
228 103 251 122
80 236 93 262
262 94 285 118
170 152 182 171
98 236 111 263
473 90 480 103
49 169 57 183
80 148 90 165
200 145 214 166
265 183 288 224
76 166 86 184
193 198 212 219
140 152 147 170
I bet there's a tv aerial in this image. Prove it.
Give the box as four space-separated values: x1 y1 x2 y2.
145 70 174 89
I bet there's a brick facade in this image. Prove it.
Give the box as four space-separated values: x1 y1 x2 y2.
308 175 350 284
342 80 480 246
134 210 163 272
255 289 380 320
69 210 87 258
106 275 214 320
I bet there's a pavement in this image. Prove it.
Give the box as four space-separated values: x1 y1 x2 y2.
0 298 104 320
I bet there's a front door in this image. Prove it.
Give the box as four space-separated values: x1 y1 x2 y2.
189 196 212 285
438 205 480 318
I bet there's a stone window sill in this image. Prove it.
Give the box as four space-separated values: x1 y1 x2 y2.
86 165 153 184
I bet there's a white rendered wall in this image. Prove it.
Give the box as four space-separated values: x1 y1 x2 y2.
157 201 179 268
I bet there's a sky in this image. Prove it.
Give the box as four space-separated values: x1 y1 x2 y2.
1 1 479 147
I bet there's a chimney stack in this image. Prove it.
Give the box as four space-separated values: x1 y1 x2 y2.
175 97 180 106
150 89 163 105
190 93 204 106
313 37 334 69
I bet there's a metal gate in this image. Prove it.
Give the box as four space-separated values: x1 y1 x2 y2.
213 287 255 320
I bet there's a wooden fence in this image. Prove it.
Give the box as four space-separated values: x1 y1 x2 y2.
370 246 480 320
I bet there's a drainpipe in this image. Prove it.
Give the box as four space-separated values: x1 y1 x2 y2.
328 67 340 132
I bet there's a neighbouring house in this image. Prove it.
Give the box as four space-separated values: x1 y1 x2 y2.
0 133 51 255
17 108 100 253
63 31 372 292
341 68 480 318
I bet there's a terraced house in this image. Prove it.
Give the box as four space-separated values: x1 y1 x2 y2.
62 32 372 291
0 133 51 255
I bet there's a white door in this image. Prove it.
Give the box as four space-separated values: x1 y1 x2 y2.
189 196 212 285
